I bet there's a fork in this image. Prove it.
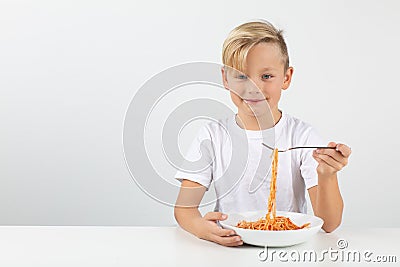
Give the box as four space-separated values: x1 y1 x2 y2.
261 143 337 152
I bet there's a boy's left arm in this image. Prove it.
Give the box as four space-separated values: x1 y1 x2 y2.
308 142 352 232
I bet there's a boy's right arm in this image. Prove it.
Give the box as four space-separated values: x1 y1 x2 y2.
174 179 243 247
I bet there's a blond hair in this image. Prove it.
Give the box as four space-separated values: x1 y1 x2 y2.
222 20 289 73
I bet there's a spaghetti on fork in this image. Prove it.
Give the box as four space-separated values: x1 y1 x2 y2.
236 148 310 230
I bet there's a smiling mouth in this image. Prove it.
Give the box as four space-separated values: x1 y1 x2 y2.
243 98 266 104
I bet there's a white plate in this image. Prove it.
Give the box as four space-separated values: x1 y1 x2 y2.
220 210 324 247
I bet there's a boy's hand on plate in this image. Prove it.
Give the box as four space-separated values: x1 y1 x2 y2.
195 212 243 247
312 142 352 177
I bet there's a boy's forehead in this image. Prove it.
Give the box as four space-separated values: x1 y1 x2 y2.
259 66 278 71
246 43 284 68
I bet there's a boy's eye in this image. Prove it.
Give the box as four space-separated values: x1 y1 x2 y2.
262 74 272 79
236 74 247 80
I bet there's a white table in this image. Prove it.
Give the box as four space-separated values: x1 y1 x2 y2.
0 226 398 266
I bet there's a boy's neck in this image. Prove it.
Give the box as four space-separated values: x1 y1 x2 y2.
236 109 282 131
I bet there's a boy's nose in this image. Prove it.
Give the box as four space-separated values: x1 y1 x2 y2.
246 90 263 97
240 90 264 100
245 80 263 94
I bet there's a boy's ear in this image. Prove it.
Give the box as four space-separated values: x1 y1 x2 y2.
282 66 294 90
221 66 229 90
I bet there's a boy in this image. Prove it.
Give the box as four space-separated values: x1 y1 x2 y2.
174 20 351 247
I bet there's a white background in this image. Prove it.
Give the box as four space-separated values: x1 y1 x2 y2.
1 0 399 226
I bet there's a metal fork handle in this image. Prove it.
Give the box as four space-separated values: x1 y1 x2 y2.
287 146 336 151
262 143 337 152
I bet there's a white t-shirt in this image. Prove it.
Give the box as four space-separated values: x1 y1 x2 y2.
175 111 325 214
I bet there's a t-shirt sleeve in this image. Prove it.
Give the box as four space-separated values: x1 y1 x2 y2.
300 127 326 189
174 125 214 190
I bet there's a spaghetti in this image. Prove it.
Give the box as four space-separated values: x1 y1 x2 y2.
236 148 310 231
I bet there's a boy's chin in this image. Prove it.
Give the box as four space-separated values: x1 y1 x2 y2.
242 106 272 118
241 110 272 119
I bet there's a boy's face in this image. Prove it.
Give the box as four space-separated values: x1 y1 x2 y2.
221 42 293 120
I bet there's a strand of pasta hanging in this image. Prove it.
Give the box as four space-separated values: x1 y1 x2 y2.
236 148 310 231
